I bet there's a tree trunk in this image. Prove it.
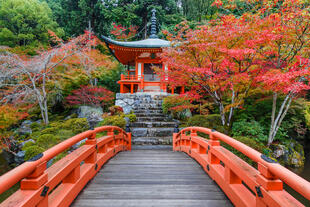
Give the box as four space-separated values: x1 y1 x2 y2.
268 93 293 146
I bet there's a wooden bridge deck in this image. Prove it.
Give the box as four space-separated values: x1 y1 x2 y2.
72 148 232 207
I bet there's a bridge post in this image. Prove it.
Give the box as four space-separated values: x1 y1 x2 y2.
85 131 97 164
20 161 49 206
127 132 132 151
173 133 177 151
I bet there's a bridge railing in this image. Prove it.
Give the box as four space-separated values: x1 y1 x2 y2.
173 127 310 207
0 125 131 207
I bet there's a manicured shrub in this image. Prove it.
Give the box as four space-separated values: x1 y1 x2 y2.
41 127 59 135
24 145 45 161
30 122 41 130
56 129 75 140
232 120 267 142
186 114 226 133
36 134 60 148
99 115 126 129
109 106 123 115
162 95 196 120
22 141 35 150
125 113 137 122
63 118 89 134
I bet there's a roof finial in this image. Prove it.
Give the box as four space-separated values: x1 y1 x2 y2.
149 8 158 39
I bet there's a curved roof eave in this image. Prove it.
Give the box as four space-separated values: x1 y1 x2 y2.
101 35 171 48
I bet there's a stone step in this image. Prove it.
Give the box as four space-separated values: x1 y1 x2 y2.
131 127 175 137
134 112 164 116
133 106 162 110
134 114 166 118
137 117 172 122
130 122 176 128
133 104 162 110
133 110 163 113
132 137 172 145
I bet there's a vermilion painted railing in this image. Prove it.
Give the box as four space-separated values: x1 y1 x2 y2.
173 127 310 207
120 74 143 81
0 126 131 207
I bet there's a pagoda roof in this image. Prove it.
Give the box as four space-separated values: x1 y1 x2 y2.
101 36 170 48
101 35 170 65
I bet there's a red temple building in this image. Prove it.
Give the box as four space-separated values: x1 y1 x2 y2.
102 9 184 94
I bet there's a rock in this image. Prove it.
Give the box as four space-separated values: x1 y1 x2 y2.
14 150 25 164
131 128 148 137
17 120 33 135
272 144 286 158
271 140 305 168
124 117 130 125
77 106 103 126
2 149 15 165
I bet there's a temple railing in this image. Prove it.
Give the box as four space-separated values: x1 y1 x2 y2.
173 127 310 207
0 126 131 207
120 74 143 81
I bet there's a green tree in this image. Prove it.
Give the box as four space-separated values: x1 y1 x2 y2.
0 0 63 46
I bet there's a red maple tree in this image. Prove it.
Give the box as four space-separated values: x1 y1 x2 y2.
66 85 114 108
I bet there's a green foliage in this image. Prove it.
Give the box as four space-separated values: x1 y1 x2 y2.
221 136 268 167
232 120 267 142
0 0 63 46
97 65 123 93
125 113 137 123
186 114 226 133
22 141 35 149
303 102 310 128
0 28 16 47
162 95 195 120
24 145 45 161
62 118 89 134
234 95 307 142
36 134 60 148
99 115 126 129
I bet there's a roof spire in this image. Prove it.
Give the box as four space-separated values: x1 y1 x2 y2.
149 8 158 39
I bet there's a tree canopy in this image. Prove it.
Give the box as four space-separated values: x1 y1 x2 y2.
0 0 63 47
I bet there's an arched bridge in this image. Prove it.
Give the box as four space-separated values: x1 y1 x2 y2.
0 126 309 206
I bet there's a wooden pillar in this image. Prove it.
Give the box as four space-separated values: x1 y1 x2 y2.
120 84 124 93
130 84 134 94
181 86 185 94
171 87 174 94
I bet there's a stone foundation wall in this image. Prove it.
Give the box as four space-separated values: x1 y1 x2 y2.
115 92 169 114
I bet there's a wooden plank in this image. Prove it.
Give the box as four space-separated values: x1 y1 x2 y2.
71 149 232 207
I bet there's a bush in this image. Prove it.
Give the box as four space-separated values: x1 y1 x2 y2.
41 127 59 135
65 85 114 109
36 134 60 148
186 114 226 133
99 115 126 129
56 129 75 140
232 120 267 142
62 118 89 134
125 113 136 123
109 106 123 115
22 141 35 150
30 122 41 130
24 145 45 161
162 95 196 120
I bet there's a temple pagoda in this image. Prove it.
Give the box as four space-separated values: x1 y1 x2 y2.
101 9 184 94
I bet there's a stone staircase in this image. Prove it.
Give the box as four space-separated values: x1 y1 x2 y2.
130 95 177 145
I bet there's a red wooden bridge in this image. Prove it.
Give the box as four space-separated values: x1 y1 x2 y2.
0 126 310 207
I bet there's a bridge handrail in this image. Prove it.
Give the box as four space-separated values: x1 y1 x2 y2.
174 127 310 206
0 125 131 206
